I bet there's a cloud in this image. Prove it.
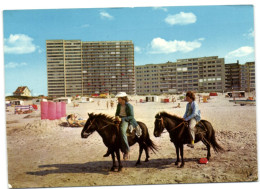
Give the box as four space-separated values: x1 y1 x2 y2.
243 28 254 38
5 62 28 69
226 46 254 58
153 7 168 12
149 37 202 54
165 12 196 25
135 46 142 53
4 34 37 54
100 11 114 20
81 24 90 28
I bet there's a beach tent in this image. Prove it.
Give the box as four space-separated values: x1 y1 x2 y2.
209 92 218 96
81 97 94 103
53 97 71 104
32 98 47 104
145 96 159 102
161 98 170 103
226 91 245 98
11 100 24 105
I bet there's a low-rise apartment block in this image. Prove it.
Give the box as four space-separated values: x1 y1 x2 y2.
136 56 225 94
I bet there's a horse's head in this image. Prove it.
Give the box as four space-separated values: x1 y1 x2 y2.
81 113 97 139
154 112 165 137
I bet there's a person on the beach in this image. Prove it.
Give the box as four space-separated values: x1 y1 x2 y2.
66 114 86 127
183 91 201 148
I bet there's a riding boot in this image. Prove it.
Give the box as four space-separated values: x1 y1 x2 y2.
123 152 130 160
187 140 194 148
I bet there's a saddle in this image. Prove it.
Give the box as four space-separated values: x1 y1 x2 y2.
195 121 207 134
113 120 134 133
114 120 141 137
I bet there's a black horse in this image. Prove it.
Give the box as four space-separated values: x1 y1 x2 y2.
81 113 157 171
154 111 224 168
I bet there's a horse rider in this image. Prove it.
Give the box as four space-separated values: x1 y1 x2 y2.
183 91 201 148
104 92 141 160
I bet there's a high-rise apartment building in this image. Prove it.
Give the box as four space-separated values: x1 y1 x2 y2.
135 56 226 94
240 61 255 92
225 61 256 92
225 61 240 91
46 40 135 97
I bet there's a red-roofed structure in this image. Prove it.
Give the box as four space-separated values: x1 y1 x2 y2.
13 86 31 97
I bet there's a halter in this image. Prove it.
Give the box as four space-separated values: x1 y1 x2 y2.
85 117 114 133
84 117 97 133
156 117 187 132
155 117 166 133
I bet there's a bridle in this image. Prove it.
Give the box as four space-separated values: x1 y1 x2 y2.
155 117 166 133
156 116 187 132
84 117 114 133
83 117 97 133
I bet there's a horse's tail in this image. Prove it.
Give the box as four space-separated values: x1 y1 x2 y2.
145 132 159 154
138 121 158 153
210 128 225 153
203 120 224 153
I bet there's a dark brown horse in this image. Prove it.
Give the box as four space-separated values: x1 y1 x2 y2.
81 113 157 171
154 111 224 168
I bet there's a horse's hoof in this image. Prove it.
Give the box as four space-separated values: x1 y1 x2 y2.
145 158 149 162
135 162 141 166
118 167 123 172
110 167 116 172
178 164 184 168
175 162 179 166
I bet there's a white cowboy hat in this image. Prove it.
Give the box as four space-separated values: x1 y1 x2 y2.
115 92 127 98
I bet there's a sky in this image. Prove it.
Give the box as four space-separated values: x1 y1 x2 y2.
2 4 256 97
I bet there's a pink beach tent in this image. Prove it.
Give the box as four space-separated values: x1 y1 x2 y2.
61 101 66 117
40 101 48 119
56 102 61 119
48 101 56 120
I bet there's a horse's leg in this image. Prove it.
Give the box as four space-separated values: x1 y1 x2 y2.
110 152 117 172
144 145 150 162
175 144 180 166
179 144 185 168
135 144 144 166
115 149 123 172
202 139 211 160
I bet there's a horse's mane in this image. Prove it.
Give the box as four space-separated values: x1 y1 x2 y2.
92 113 115 123
156 111 183 122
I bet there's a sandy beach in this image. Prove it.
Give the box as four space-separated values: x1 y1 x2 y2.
5 94 258 188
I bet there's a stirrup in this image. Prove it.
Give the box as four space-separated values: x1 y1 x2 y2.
129 125 134 133
135 125 142 137
123 153 130 160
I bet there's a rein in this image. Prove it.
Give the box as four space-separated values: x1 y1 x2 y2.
88 117 115 131
168 121 187 132
157 117 187 132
